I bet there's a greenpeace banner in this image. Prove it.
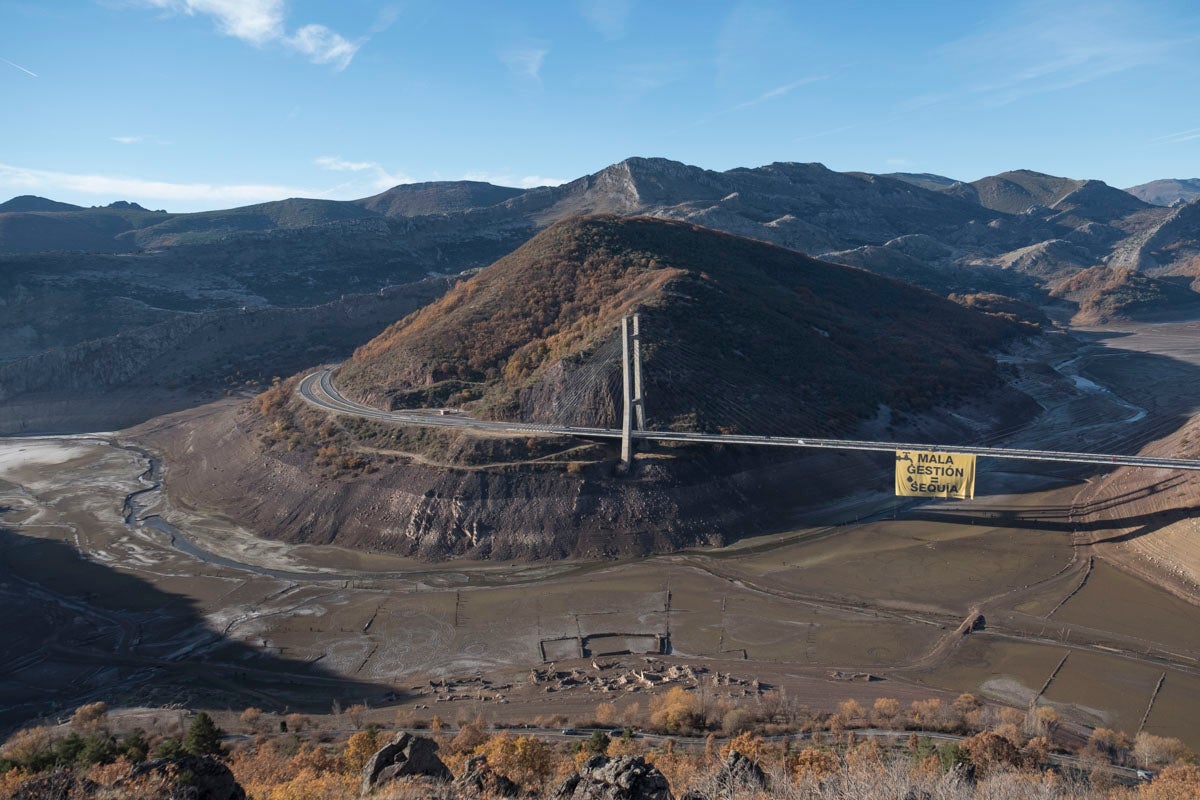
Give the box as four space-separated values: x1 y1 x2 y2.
895 450 976 499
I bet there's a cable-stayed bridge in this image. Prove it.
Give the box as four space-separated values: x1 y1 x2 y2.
297 314 1200 473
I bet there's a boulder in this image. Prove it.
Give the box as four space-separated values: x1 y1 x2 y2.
360 732 452 795
119 755 247 799
553 754 673 800
452 754 520 798
9 770 99 800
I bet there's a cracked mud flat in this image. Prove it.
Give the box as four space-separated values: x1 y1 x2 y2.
3 321 1200 745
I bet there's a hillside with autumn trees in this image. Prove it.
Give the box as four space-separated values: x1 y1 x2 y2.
2 693 1198 798
337 214 1025 433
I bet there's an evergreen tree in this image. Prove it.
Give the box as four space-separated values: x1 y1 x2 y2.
54 732 85 766
120 731 150 763
183 712 222 756
77 733 117 766
153 738 186 759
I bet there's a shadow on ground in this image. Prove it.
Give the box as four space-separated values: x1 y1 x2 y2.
0 522 398 734
909 473 1198 544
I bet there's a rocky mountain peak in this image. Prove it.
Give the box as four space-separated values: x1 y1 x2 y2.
1126 177 1200 207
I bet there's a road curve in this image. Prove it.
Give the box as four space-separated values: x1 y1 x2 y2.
298 367 1200 471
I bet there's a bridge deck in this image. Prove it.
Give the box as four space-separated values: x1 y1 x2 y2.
299 369 1200 472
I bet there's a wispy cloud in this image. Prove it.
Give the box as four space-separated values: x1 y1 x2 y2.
1151 126 1200 145
577 0 632 39
287 24 359 71
614 59 690 95
0 161 315 206
731 75 829 112
110 134 170 145
315 156 375 172
680 73 829 132
517 175 568 188
314 155 411 190
462 171 569 188
499 46 547 81
1 57 37 78
138 0 363 70
904 1 1192 110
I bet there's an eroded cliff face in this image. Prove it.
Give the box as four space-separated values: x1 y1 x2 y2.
140 376 1040 562
143 403 849 560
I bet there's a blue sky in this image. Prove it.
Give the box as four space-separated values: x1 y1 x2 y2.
1 0 1198 211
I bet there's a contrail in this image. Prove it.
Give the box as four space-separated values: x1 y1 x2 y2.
1 58 38 78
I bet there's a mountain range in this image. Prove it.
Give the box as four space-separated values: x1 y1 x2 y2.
3 156 1200 433
1124 178 1200 207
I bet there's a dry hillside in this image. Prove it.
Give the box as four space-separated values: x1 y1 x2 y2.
337 215 1024 434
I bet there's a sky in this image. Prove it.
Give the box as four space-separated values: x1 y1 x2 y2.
1 0 1198 212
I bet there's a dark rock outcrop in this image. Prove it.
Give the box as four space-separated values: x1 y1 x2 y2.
9 770 99 799
359 732 452 795
10 757 246 800
119 755 247 799
452 754 520 798
553 754 673 800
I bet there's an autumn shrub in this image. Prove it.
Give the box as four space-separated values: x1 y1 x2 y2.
473 733 556 790
1141 765 1200 799
964 730 1027 777
870 697 901 728
344 704 368 729
71 702 109 731
1026 705 1060 738
230 738 354 800
240 707 264 734
341 730 379 773
844 739 886 771
0 766 30 797
0 726 54 772
720 707 755 736
836 699 866 729
285 714 311 733
446 722 488 755
1134 733 1194 770
722 731 765 762
908 699 948 731
1088 727 1134 765
606 732 642 758
790 747 840 782
648 687 704 734
83 755 134 786
593 702 618 726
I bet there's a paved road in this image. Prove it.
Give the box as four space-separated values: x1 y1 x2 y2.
298 367 1200 471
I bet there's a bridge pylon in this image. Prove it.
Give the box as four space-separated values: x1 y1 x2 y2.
619 312 645 471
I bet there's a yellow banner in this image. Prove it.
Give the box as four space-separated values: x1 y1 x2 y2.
895 451 976 499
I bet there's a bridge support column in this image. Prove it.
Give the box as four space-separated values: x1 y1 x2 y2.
620 315 634 470
632 313 645 431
